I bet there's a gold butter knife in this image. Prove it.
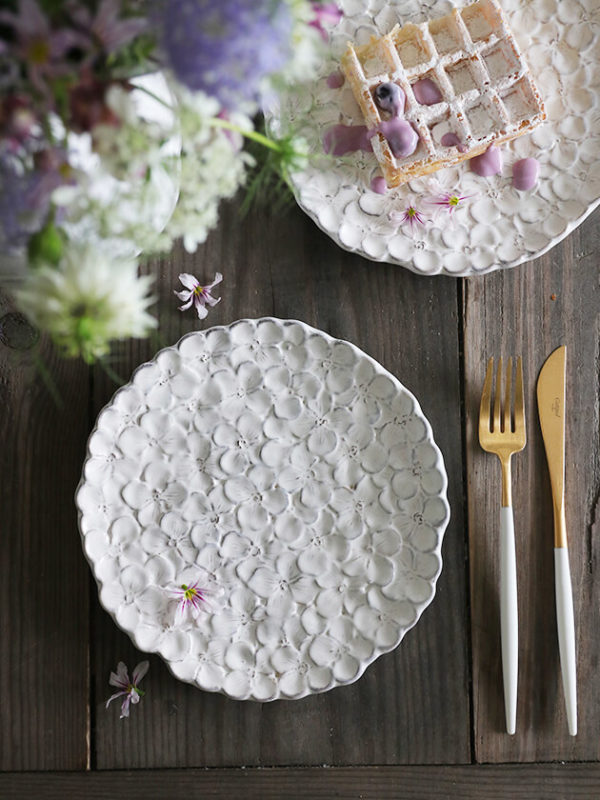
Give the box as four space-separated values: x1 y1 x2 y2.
537 345 577 736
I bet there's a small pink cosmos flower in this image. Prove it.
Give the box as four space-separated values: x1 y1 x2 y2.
174 272 222 320
105 660 149 719
309 2 343 41
389 201 427 231
172 580 210 621
427 191 473 214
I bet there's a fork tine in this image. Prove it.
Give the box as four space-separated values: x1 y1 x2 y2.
514 356 525 432
493 357 502 433
504 356 513 433
479 357 494 434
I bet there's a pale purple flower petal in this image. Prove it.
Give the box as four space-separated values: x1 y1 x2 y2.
132 660 149 684
178 273 198 291
89 0 148 52
120 695 132 717
109 661 129 688
105 690 125 708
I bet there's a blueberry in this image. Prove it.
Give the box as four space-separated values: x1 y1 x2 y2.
374 82 405 117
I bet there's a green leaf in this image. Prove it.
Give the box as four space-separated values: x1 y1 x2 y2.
27 221 64 266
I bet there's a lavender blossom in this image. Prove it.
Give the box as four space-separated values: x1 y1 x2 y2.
159 0 293 109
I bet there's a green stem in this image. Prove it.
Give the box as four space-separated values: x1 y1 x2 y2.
134 84 282 152
208 117 281 152
132 81 174 110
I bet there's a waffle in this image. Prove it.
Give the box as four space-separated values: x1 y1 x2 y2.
340 0 545 187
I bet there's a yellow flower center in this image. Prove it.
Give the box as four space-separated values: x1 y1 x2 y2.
407 207 416 217
181 584 198 601
449 195 460 206
193 286 205 297
28 39 50 65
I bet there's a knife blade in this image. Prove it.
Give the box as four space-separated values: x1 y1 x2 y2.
537 345 577 736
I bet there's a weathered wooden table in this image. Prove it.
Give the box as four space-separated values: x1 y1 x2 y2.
1 195 599 799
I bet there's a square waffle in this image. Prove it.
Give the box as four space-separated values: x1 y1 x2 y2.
341 0 546 187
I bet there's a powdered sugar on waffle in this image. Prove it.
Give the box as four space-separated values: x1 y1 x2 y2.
341 0 546 187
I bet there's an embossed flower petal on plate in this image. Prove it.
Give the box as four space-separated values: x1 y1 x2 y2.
76 318 450 701
267 0 600 276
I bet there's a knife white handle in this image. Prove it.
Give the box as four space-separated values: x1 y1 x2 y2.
554 547 577 736
500 506 518 735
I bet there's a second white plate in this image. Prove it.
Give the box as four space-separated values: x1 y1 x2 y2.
269 0 600 276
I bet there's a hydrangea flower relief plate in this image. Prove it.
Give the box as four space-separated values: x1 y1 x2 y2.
268 0 600 275
76 318 450 701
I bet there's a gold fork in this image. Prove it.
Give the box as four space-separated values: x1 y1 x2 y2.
478 357 526 735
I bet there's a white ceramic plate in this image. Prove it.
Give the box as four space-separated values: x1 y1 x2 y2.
268 0 600 275
76 319 450 701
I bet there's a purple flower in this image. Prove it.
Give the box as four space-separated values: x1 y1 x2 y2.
174 272 222 320
172 580 209 621
0 0 83 96
309 2 343 41
105 661 149 719
159 0 293 109
0 154 49 249
427 191 473 214
66 0 148 55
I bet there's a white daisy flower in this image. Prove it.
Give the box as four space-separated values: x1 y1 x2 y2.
16 243 156 362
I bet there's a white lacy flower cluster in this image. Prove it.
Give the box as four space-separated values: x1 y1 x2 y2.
161 87 254 253
51 79 179 257
77 320 449 700
55 80 252 257
17 78 257 359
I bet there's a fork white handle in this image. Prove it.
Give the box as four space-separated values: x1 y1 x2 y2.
500 506 518 735
554 547 577 736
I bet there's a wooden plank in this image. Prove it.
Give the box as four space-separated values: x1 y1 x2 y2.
92 199 470 768
464 207 600 761
0 294 90 769
2 764 600 799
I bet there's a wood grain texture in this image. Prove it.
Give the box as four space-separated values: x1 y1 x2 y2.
464 207 600 761
91 199 471 768
2 764 600 799
0 294 90 770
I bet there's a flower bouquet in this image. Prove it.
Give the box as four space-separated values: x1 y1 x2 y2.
0 0 339 362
